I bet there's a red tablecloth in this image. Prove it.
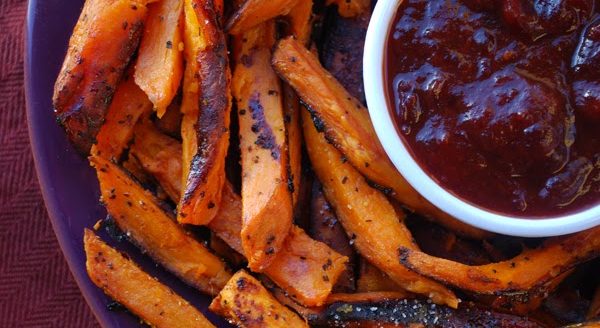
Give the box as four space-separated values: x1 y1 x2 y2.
0 0 99 326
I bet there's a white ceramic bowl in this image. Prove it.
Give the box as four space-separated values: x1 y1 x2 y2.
363 0 600 237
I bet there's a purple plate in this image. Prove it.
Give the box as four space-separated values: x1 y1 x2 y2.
24 1 231 327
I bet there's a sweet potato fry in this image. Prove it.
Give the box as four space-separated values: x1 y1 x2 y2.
208 184 348 306
562 321 600 328
356 260 404 293
308 299 545 328
91 155 231 295
225 0 300 35
135 0 184 117
178 0 232 226
273 37 489 240
398 225 600 295
208 186 349 306
326 0 370 18
84 229 215 328
209 270 309 328
180 0 200 190
53 0 148 153
310 180 356 293
233 21 293 271
302 109 458 308
265 225 349 306
283 84 303 208
130 136 348 306
130 121 182 202
94 71 153 161
285 0 314 46
281 1 313 208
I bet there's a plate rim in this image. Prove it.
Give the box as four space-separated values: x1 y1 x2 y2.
24 1 113 326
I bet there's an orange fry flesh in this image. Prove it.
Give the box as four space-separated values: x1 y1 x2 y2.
303 109 458 308
84 229 215 328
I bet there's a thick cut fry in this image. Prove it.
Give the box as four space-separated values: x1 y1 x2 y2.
135 0 184 117
225 0 299 35
91 155 231 295
94 72 153 161
208 185 349 307
178 0 232 226
273 37 489 240
285 0 314 46
53 0 148 154
130 121 182 202
84 230 215 328
356 260 404 293
326 0 370 18
180 0 200 190
265 225 349 306
130 136 348 306
233 21 293 271
303 109 458 308
209 270 309 328
310 180 356 293
308 299 545 328
398 225 600 295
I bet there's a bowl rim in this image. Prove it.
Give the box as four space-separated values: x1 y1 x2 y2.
363 0 600 237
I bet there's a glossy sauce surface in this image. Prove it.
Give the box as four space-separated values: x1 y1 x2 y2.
387 0 600 217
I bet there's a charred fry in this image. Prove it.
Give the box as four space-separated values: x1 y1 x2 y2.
53 0 148 153
398 226 600 295
233 21 293 271
209 270 309 328
180 0 200 191
134 0 184 117
309 299 545 327
178 0 232 226
94 71 153 161
273 37 489 239
91 155 231 295
225 0 300 35
303 109 458 308
84 229 215 328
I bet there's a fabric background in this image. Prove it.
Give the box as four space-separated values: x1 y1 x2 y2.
0 0 99 326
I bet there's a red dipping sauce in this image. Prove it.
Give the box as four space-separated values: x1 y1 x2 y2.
386 0 600 217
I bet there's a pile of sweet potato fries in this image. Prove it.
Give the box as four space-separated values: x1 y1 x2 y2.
52 0 600 326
